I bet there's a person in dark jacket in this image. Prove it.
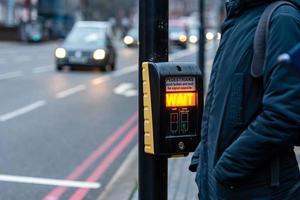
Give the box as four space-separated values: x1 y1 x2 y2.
190 0 300 199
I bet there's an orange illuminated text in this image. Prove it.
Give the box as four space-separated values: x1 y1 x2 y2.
166 92 196 107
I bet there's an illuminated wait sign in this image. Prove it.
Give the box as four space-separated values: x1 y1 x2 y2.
166 92 196 107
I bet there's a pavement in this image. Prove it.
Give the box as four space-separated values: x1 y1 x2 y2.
130 156 198 200
98 145 138 200
98 148 199 200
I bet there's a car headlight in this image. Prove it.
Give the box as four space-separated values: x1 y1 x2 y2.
206 32 214 41
55 48 67 59
189 35 198 44
93 49 106 60
217 32 222 40
179 35 187 43
124 36 134 45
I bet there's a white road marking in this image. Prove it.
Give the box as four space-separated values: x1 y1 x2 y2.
0 174 100 189
32 65 53 74
0 71 23 80
114 83 134 94
56 85 86 99
123 90 138 97
91 75 111 85
0 101 46 122
114 83 137 97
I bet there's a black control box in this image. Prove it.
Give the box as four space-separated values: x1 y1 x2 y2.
142 62 203 157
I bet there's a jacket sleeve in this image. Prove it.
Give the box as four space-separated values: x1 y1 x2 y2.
214 12 300 185
189 142 202 172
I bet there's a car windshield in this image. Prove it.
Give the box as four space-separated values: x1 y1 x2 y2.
65 27 106 46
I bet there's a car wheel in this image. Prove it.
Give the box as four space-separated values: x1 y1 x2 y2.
56 65 63 71
111 61 116 71
106 64 113 72
100 64 111 72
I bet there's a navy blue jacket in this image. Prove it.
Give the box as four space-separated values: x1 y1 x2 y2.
190 0 300 199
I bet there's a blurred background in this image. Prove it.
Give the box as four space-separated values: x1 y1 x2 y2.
1 1 291 200
0 0 224 42
0 0 137 41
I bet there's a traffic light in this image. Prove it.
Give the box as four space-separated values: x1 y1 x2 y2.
142 62 203 157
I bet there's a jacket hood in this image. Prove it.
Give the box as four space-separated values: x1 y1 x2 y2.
226 0 300 17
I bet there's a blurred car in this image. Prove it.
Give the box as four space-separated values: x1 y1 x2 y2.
169 20 188 49
20 21 43 42
188 26 221 44
188 27 199 44
55 21 116 72
206 28 222 41
123 28 138 47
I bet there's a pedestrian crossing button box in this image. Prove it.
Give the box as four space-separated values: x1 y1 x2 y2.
142 62 203 157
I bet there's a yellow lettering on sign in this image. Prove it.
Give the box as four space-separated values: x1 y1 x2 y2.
166 93 196 107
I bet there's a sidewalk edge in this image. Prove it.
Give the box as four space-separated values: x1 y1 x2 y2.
98 145 138 200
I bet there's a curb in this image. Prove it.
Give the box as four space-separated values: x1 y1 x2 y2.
98 145 138 200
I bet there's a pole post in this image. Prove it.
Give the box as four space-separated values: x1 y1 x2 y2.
199 0 205 75
138 0 169 200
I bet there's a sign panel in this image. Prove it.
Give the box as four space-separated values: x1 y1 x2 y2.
142 62 202 156
166 77 196 92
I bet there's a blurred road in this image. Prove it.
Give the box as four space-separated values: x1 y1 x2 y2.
0 41 197 200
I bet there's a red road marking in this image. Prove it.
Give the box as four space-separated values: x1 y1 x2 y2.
43 112 138 200
69 125 138 200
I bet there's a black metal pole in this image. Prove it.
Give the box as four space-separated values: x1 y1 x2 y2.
138 0 169 200
199 0 205 75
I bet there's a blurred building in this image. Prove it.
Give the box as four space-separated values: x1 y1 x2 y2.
38 0 82 39
170 0 198 18
0 0 82 41
0 0 39 40
170 0 224 29
0 0 38 27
